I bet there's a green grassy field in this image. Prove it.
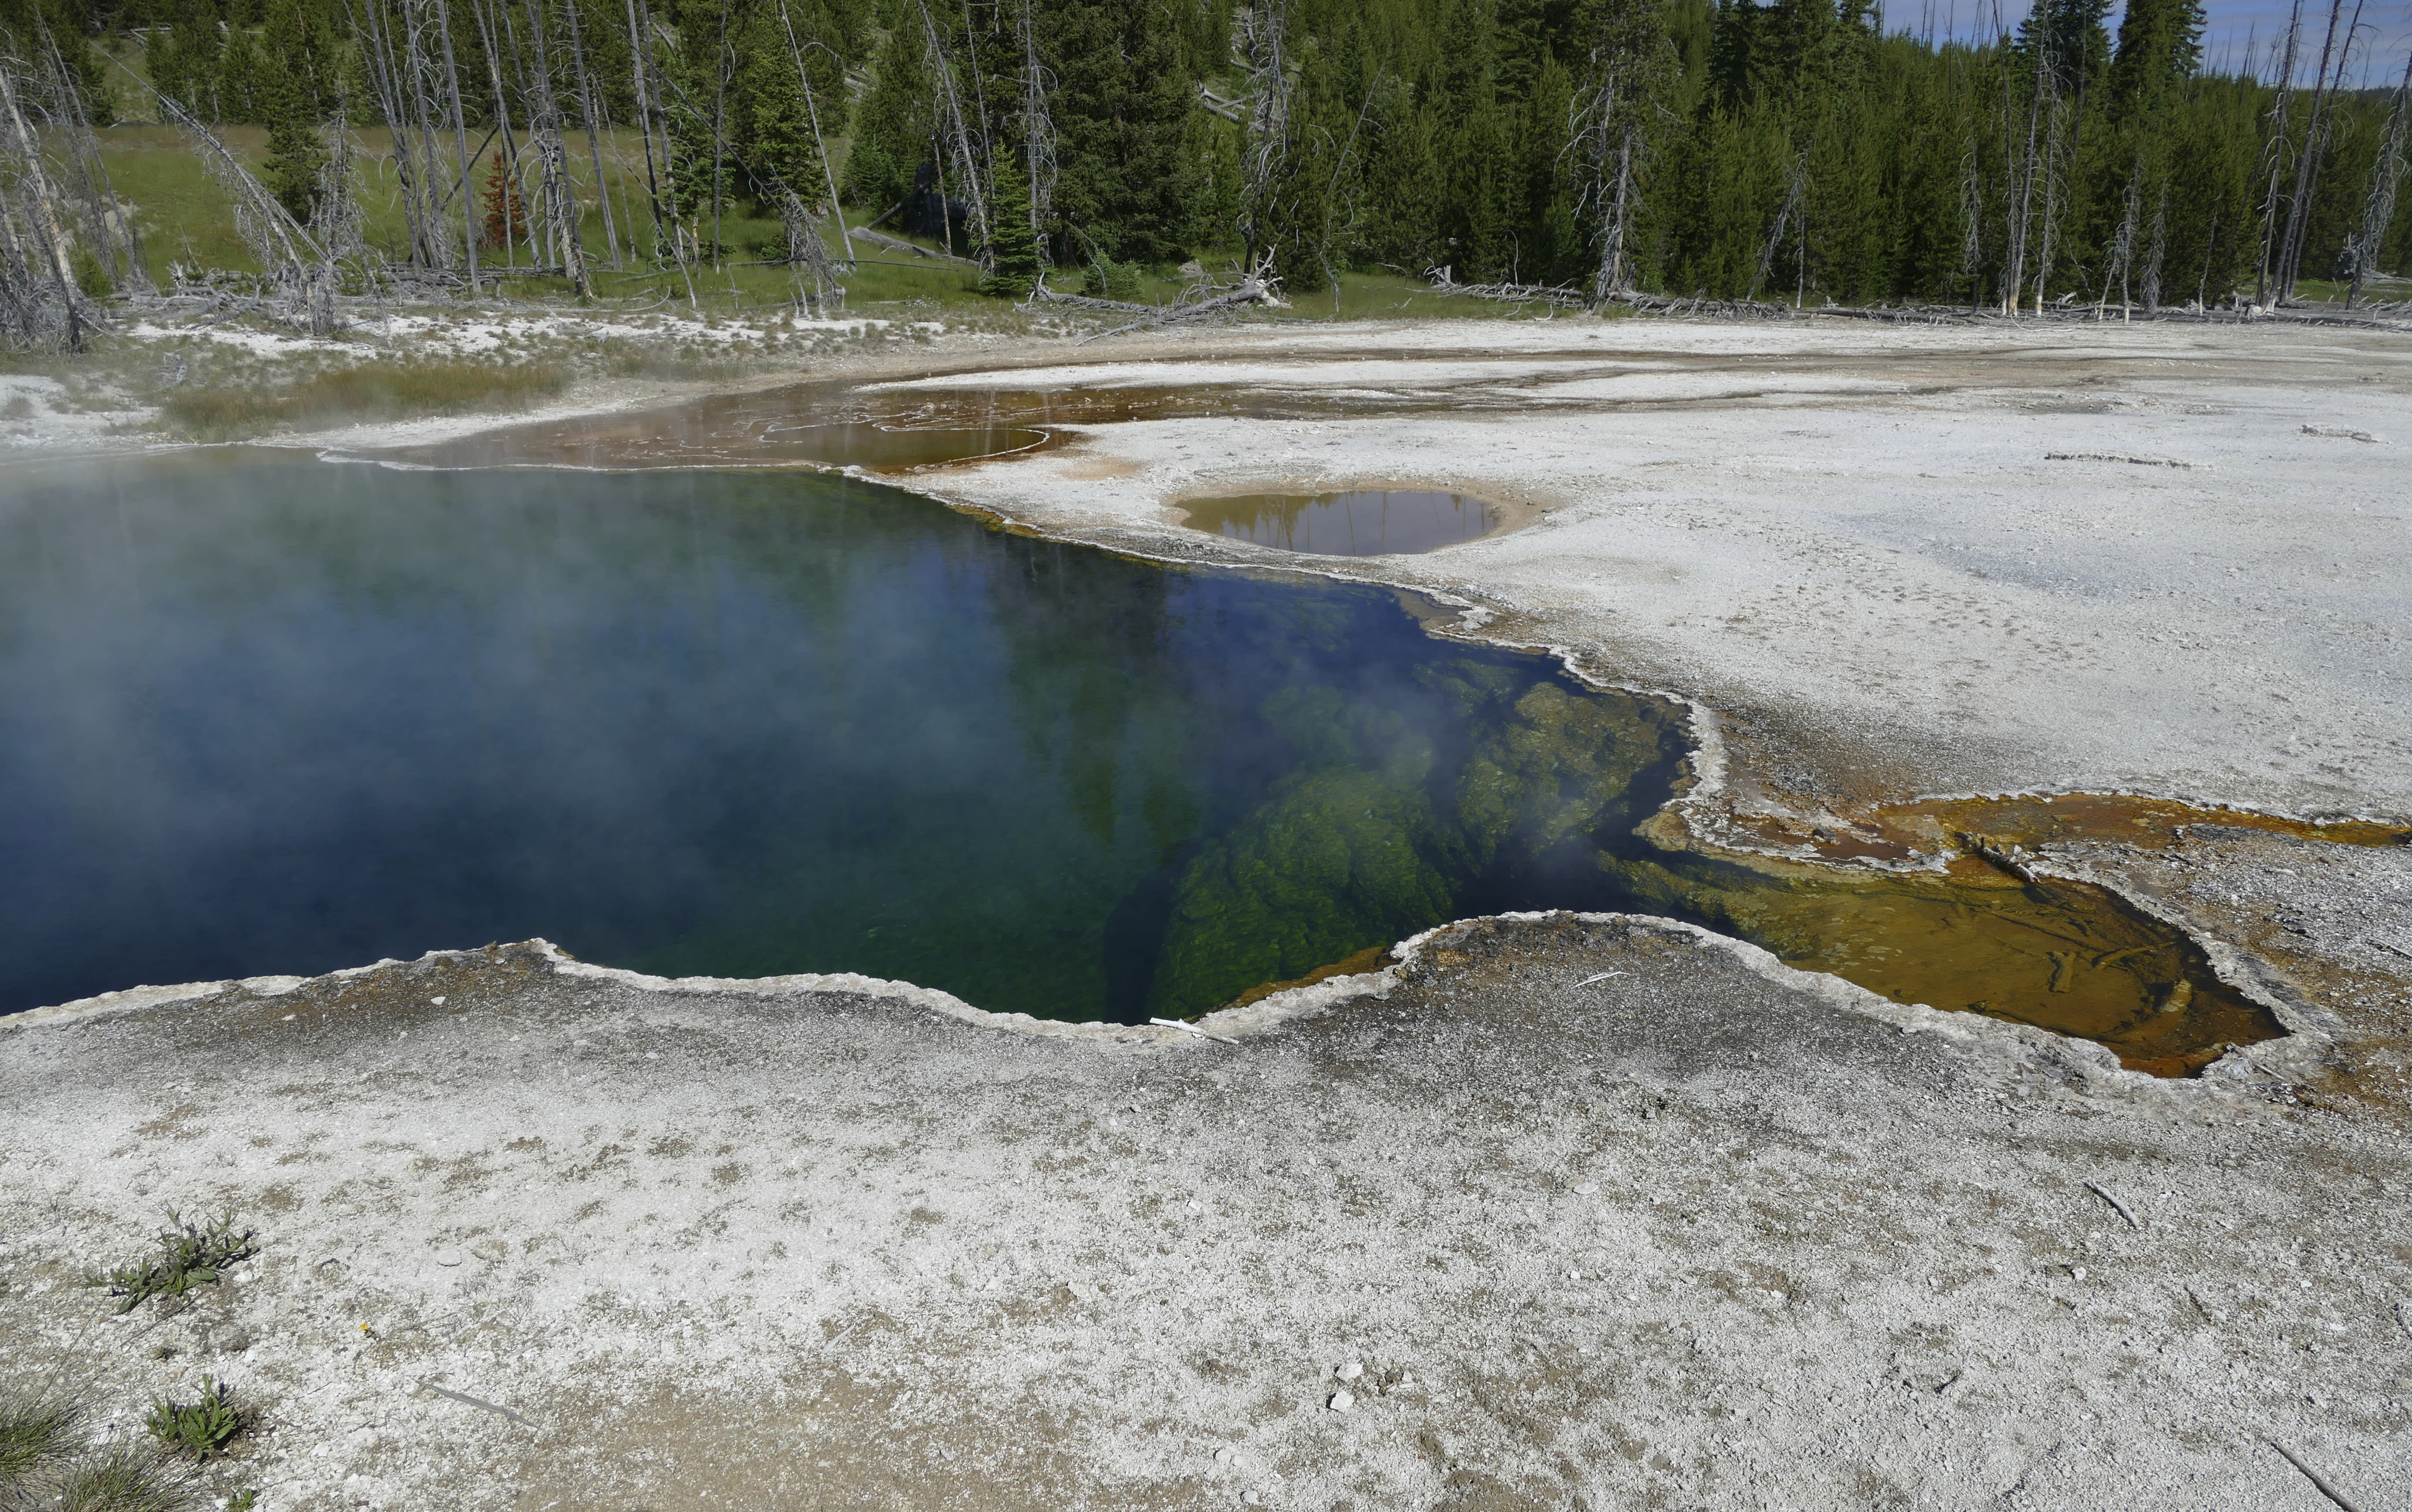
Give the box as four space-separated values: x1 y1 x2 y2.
87 119 1552 324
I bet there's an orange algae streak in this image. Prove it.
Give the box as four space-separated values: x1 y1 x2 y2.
1682 857 2279 1078
1904 793 2408 854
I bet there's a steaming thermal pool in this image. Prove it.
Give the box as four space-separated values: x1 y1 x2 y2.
1 452 2278 1071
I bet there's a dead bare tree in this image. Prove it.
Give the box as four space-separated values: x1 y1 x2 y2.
521 0 593 294
2140 183 2168 313
916 0 990 268
0 51 93 349
557 0 619 265
2001 32 2035 309
1072 252 1284 343
1958 138 1986 311
2255 0 2308 307
2275 0 2367 300
350 0 446 268
1233 0 1291 262
150 82 338 333
1747 152 1807 305
774 186 843 311
2098 151 2142 318
1570 0 1671 308
431 0 484 290
1015 0 1054 253
776 0 853 264
2346 48 2411 305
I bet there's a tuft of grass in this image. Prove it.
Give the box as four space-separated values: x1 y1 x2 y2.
158 358 569 440
50 1441 190 1512
0 1392 83 1486
93 1212 257 1315
144 1379 240 1462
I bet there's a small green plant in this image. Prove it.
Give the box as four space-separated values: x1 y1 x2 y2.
94 1211 257 1314
145 1378 239 1461
227 1488 260 1511
71 249 113 301
1082 257 1142 302
50 1441 189 1512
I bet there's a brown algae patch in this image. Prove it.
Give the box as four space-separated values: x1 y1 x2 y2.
1176 488 1524 557
1598 846 2282 1077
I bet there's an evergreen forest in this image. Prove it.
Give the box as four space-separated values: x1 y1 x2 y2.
3 0 2409 336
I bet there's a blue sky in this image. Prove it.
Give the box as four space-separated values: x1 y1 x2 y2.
1895 0 2412 86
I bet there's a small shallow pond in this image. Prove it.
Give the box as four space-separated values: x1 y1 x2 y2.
1181 489 1504 556
0 453 2279 1073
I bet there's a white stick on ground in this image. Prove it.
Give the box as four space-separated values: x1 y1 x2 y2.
2084 1181 2141 1230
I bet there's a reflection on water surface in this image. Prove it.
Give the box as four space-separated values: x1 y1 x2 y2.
0 453 2284 1073
1181 490 1503 556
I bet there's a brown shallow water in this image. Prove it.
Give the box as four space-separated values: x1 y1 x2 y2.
1599 847 2281 1078
375 381 1452 473
1180 489 1505 556
371 384 2312 1076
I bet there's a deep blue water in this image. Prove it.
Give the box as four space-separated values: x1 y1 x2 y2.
1 453 1683 1020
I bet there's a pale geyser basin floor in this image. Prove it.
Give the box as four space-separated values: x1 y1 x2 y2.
871 317 2412 826
5 812 2410 1512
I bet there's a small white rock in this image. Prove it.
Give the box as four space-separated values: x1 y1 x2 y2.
1240 1493 1262 1507
430 996 445 1005
2072 1266 2088 1281
1213 1446 1234 1464
1572 1181 1599 1195
1334 1362 1362 1381
1328 1389 1355 1412
434 1249 463 1267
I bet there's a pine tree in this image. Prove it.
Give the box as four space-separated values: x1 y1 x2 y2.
480 150 529 249
730 4 816 205
2106 0 2204 121
841 12 931 210
1450 97 1518 281
256 0 328 223
979 146 1042 297
1043 0 1202 266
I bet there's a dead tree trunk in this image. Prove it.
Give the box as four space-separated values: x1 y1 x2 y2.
558 0 618 266
466 0 526 272
917 0 991 268
1017 0 1054 255
434 0 483 290
0 55 89 349
521 0 592 294
2346 50 2411 305
2275 0 2358 299
2255 0 2307 308
1747 151 1805 305
776 0 853 264
1233 0 1291 267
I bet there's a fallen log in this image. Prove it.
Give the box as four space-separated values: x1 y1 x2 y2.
1073 260 1286 343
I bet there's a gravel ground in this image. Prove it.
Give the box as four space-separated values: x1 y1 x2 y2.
5 891 2408 1512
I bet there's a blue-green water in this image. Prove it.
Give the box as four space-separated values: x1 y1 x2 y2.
1 453 1685 1020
